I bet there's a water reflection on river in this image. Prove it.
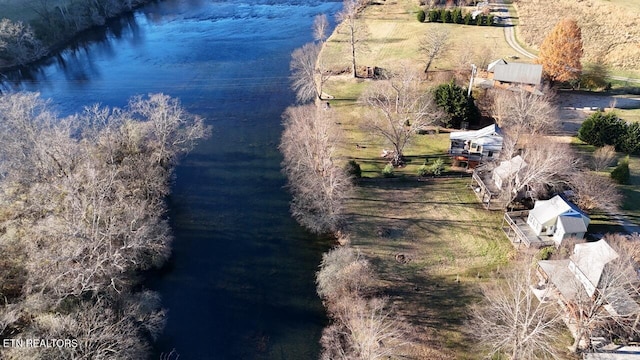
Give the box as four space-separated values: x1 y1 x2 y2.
1 0 341 358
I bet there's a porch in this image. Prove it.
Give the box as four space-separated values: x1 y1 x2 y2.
502 210 555 248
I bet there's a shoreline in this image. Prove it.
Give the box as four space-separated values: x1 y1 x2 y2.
0 0 153 73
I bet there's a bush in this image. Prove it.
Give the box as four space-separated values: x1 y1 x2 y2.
345 160 362 179
463 12 472 25
620 122 640 155
428 9 440 22
441 9 452 23
417 164 429 177
417 9 426 22
536 246 555 261
430 158 445 176
452 8 463 24
418 158 444 176
487 14 494 25
382 164 395 178
611 157 630 184
578 111 627 149
476 15 483 25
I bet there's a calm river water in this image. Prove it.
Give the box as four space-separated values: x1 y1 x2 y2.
1 0 341 358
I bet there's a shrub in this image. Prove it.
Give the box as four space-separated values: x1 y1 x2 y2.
578 111 627 149
611 157 630 184
442 9 453 23
463 12 472 25
452 8 463 24
536 246 555 261
345 160 362 179
429 158 445 176
417 9 426 23
417 164 429 177
620 122 640 155
428 9 440 22
382 164 395 178
476 15 483 26
487 14 494 25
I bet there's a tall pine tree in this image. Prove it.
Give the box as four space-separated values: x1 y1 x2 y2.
537 18 583 83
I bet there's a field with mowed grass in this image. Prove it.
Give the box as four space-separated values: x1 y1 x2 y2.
345 178 515 358
321 0 516 77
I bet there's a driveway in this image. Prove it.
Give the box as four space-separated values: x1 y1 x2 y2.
555 92 640 134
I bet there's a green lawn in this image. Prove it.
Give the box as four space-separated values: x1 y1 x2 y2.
346 178 515 359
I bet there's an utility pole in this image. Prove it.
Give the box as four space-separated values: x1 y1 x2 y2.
468 64 477 97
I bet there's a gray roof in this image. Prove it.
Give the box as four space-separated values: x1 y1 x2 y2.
487 58 507 72
558 214 588 234
493 63 543 85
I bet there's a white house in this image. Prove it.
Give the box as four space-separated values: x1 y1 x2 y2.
526 195 590 246
492 155 527 189
449 124 503 168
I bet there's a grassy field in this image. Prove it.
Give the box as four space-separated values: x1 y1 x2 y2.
569 138 640 234
321 0 516 77
345 178 515 359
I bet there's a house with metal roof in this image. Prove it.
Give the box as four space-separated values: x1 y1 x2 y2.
493 62 543 86
477 59 544 94
448 124 503 168
526 194 590 246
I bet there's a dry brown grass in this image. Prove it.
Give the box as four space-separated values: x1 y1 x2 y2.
514 0 640 74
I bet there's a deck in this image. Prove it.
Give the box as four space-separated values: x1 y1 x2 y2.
470 171 503 210
503 210 555 248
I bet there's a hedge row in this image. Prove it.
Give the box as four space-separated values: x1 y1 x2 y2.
578 111 640 155
419 8 495 26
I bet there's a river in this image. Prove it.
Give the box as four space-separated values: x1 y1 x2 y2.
1 0 341 358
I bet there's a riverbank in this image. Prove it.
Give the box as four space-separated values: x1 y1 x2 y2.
309 1 517 358
0 0 152 71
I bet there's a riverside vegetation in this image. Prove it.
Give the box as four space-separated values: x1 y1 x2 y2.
283 0 640 358
0 0 152 69
0 92 209 358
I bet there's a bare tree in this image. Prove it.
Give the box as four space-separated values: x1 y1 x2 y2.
316 247 374 303
569 171 622 213
497 139 579 207
280 105 352 234
419 27 450 73
336 0 369 78
290 42 329 102
360 66 442 166
313 13 330 43
321 296 411 360
591 145 617 172
490 88 558 147
558 235 640 353
0 19 46 66
468 263 563 359
0 92 208 359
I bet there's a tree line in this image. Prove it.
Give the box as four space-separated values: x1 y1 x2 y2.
0 0 151 68
0 92 209 358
